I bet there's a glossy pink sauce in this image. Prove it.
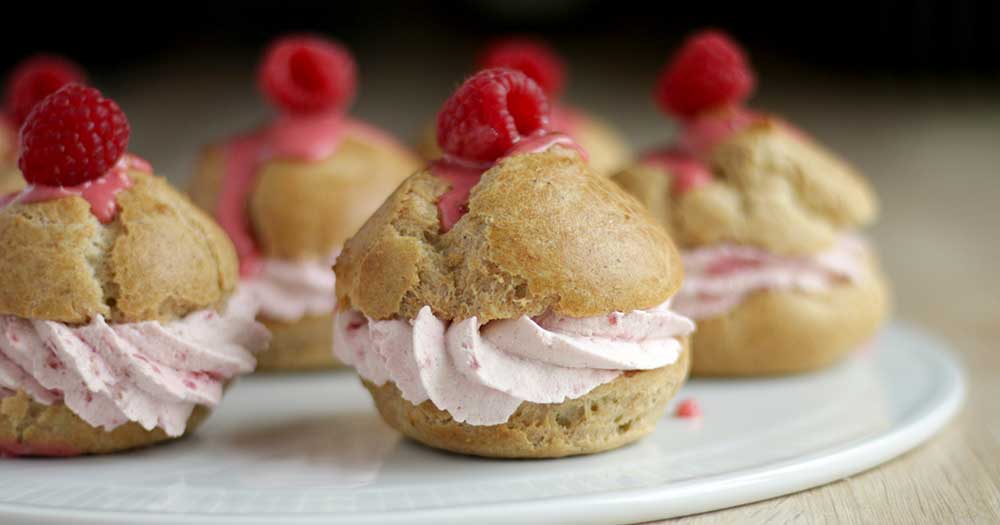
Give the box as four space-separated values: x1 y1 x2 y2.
431 132 586 232
216 113 408 277
0 155 150 223
641 148 713 195
641 106 781 195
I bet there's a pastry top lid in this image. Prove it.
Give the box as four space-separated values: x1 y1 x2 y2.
615 30 876 255
335 68 682 322
0 84 238 324
189 34 420 274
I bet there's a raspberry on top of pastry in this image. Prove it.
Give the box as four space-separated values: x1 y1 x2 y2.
0 85 268 456
612 30 889 376
189 35 421 371
334 68 694 458
0 55 86 194
416 37 631 176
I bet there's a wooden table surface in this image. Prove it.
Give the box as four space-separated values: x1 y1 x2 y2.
110 46 999 523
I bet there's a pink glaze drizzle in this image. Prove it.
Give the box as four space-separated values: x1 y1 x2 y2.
0 155 149 223
641 148 713 195
431 132 585 232
216 113 406 277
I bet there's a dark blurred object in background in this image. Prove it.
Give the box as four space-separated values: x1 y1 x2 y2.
2 1 998 76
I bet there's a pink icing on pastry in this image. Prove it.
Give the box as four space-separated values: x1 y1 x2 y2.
216 113 406 277
641 148 713 194
431 132 587 232
0 154 150 223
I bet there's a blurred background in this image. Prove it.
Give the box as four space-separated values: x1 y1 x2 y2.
2 0 996 344
1 4 996 344
1 1 997 516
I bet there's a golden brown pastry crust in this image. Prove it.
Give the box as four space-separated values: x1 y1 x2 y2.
335 145 683 323
0 171 238 324
191 133 421 261
613 120 877 255
255 314 341 371
415 114 631 177
365 338 689 458
691 259 890 376
0 391 211 456
0 126 24 195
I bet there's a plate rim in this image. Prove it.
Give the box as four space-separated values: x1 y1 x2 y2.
0 322 966 525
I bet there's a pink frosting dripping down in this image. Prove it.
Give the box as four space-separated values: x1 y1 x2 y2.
642 106 812 196
216 113 406 277
641 149 713 195
0 155 150 223
431 132 587 232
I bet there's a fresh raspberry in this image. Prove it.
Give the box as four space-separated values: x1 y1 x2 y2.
654 30 755 120
258 35 357 115
4 55 86 126
18 84 130 186
437 68 550 163
478 38 566 98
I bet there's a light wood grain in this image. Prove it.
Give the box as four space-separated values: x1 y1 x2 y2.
106 45 999 524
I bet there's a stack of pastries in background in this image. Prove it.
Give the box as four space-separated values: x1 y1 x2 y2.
417 37 631 177
613 31 889 375
334 68 695 458
0 85 268 456
0 55 86 194
189 35 421 371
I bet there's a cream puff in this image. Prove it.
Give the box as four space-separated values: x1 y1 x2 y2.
612 30 889 376
189 35 421 371
0 84 268 456
334 68 694 458
416 38 630 176
1 55 86 194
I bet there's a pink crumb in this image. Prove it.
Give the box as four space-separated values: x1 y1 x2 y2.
675 398 702 418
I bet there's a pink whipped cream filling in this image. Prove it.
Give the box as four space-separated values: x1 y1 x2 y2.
241 248 340 322
432 132 589 232
217 113 408 277
672 235 870 320
0 291 268 438
0 154 151 223
334 301 694 426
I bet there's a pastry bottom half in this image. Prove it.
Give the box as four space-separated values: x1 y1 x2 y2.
691 270 890 377
364 338 690 458
255 313 342 372
0 391 211 457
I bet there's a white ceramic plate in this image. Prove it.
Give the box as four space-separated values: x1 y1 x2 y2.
0 322 964 524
